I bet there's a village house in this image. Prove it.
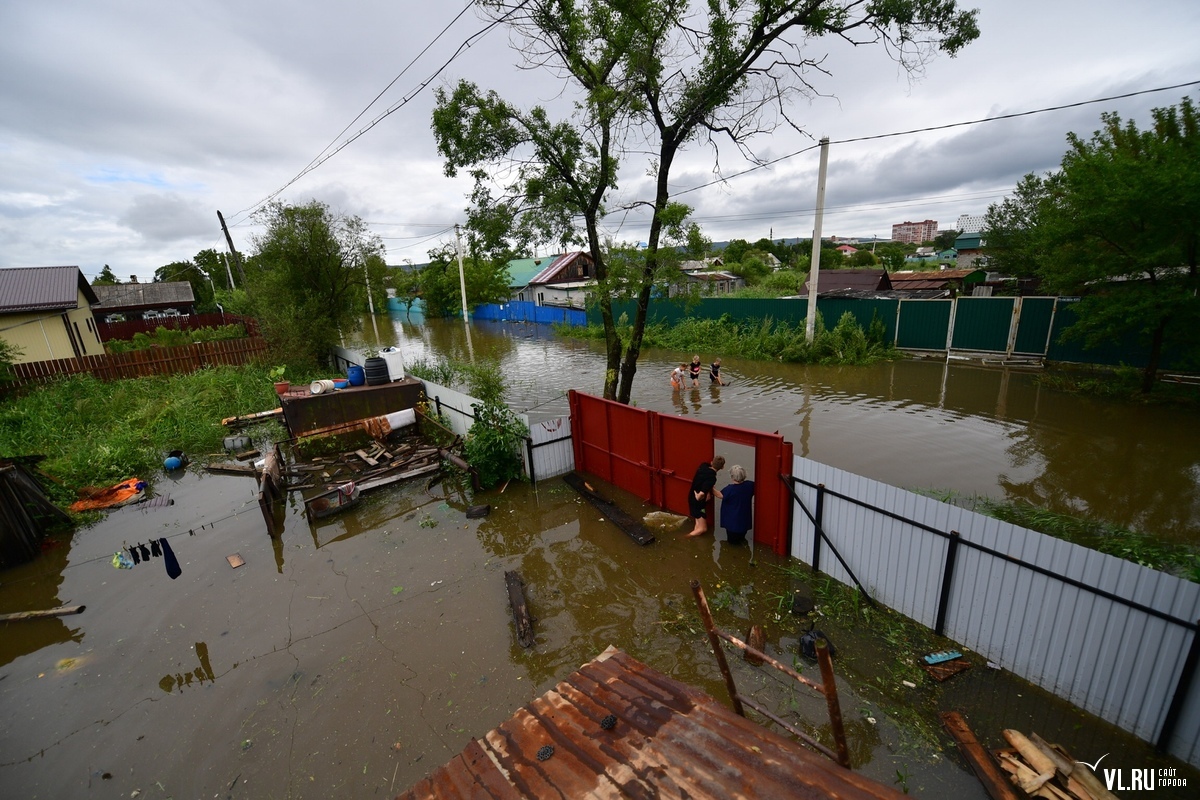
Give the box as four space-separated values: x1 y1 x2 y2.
0 266 105 363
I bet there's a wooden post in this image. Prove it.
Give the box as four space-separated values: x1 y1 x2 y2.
691 580 744 716
940 711 1020 800
505 571 535 648
0 605 86 622
815 639 850 768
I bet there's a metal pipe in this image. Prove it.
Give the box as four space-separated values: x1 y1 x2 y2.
935 531 961 636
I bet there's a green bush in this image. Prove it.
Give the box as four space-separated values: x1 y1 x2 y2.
464 401 528 489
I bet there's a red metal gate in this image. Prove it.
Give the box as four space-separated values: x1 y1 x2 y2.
568 391 794 556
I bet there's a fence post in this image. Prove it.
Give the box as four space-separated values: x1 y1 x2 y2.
1157 619 1200 753
935 530 961 636
812 483 826 573
525 437 536 485
816 640 851 768
691 580 745 717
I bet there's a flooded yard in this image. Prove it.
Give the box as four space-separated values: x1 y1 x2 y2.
2 315 1198 798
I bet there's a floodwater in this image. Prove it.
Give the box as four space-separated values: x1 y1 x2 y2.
0 314 1196 799
381 315 1200 545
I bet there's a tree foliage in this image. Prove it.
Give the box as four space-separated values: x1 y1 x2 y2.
986 97 1200 391
247 200 383 367
437 0 979 402
417 242 512 318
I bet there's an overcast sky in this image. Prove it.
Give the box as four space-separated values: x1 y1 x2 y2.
1 1 1197 283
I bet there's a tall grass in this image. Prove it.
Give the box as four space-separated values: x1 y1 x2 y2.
559 311 898 366
0 365 284 496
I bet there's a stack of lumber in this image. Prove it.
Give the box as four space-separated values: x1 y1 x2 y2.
994 729 1118 800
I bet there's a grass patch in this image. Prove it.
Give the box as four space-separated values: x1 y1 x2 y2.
556 311 899 366
1038 364 1200 406
0 365 286 503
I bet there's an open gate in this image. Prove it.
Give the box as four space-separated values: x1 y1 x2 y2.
568 391 794 556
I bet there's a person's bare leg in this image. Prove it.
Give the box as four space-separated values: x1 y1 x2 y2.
686 518 708 538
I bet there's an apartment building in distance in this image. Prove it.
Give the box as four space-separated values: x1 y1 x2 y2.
891 219 938 244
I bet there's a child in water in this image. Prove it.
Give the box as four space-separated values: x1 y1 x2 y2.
709 358 726 386
670 363 686 391
688 355 703 387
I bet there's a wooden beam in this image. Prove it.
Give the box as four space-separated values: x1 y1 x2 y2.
941 711 1021 800
505 571 535 648
0 605 86 622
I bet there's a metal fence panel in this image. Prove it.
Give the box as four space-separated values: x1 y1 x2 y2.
895 299 952 350
1012 297 1056 354
417 378 479 438
789 454 1200 765
951 297 1015 352
521 415 574 481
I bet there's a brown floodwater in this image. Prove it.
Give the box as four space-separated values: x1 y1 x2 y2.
0 315 1196 799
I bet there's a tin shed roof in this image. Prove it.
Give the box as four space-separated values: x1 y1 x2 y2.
92 281 195 310
0 266 98 313
398 646 905 799
528 251 590 285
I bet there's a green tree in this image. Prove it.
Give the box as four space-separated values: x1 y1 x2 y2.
154 260 215 309
933 229 961 251
849 249 878 267
247 200 383 366
448 1 978 402
684 223 711 260
985 97 1200 392
875 243 908 272
417 242 511 318
93 265 120 285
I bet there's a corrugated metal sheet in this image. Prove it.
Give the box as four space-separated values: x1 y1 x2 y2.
522 415 574 481
1011 297 1056 354
950 297 1015 352
789 454 1200 767
895 298 952 350
0 266 95 312
397 646 906 799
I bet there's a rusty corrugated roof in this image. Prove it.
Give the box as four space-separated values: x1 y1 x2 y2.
397 646 906 799
0 266 97 313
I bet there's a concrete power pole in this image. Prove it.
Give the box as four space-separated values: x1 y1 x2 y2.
454 224 469 321
804 138 830 344
216 210 248 288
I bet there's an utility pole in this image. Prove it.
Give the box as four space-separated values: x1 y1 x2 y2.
454 224 469 321
805 137 830 344
217 210 248 288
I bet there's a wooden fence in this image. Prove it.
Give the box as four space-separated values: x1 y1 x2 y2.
96 312 259 341
6 338 270 389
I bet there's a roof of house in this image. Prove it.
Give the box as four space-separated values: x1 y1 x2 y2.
801 268 891 296
528 251 591 285
92 281 196 310
890 268 983 283
0 266 98 313
506 256 558 289
397 646 904 800
955 232 985 249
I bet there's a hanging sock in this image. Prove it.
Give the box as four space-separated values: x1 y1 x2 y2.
128 546 140 565
161 538 182 579
139 543 152 561
150 540 162 558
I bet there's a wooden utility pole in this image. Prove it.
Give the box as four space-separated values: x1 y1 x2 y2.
805 137 830 344
217 210 248 288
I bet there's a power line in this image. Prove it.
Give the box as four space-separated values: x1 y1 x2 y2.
232 1 532 224
673 79 1200 197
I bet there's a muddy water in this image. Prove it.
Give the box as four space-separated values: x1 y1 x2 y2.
0 316 1197 799
379 316 1200 545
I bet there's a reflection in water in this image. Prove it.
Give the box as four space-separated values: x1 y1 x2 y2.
0 535 82 668
389 316 1200 545
158 641 217 693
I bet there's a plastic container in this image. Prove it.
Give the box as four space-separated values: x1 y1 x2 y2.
364 357 389 386
346 364 365 386
310 379 336 394
333 379 350 389
379 348 405 382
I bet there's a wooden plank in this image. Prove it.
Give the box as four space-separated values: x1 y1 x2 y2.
0 605 86 622
940 711 1021 800
504 571 535 648
562 472 655 545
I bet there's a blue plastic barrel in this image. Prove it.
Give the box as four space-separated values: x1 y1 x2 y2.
347 364 365 386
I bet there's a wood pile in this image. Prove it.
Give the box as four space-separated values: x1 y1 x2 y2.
942 713 1118 800
993 729 1118 800
286 436 443 494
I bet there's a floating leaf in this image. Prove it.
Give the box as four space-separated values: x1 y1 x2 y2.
391 585 404 595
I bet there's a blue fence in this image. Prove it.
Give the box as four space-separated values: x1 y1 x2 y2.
473 301 587 326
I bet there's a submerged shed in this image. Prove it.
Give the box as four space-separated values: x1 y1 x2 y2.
397 646 905 799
